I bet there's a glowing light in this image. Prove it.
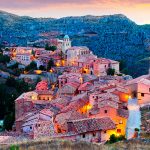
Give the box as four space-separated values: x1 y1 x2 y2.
32 96 36 100
128 95 132 99
56 62 60 67
78 103 92 114
24 71 28 74
125 94 131 99
80 77 83 84
35 70 42 74
52 84 55 90
50 69 53 73
86 104 92 110
61 60 65 66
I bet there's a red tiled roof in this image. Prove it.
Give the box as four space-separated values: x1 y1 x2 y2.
78 82 92 91
117 109 129 118
40 109 54 117
67 117 116 134
55 110 86 125
61 98 88 113
95 58 119 64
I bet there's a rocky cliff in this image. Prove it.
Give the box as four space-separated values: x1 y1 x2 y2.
0 11 150 77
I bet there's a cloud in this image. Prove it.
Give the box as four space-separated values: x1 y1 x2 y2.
0 0 148 9
0 0 94 9
0 0 149 10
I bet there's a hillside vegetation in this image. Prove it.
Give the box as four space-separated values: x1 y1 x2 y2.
0 139 150 150
0 11 150 77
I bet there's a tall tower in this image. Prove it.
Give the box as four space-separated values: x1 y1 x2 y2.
62 35 71 54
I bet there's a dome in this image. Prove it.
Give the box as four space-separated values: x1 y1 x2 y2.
64 35 69 39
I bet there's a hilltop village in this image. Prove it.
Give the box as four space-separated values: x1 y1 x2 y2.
0 35 150 143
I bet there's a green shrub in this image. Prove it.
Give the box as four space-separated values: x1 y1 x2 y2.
107 68 115 76
10 144 19 150
109 134 118 144
106 134 126 144
135 128 139 132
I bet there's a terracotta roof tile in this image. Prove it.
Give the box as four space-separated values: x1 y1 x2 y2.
67 117 116 134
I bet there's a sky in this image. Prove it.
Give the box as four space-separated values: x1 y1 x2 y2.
0 0 150 25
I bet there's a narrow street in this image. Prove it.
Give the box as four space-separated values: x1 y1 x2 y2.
126 98 141 139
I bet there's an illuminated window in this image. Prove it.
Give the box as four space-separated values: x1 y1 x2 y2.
117 129 121 133
119 120 123 124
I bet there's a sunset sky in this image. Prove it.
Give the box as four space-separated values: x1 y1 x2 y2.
0 0 150 25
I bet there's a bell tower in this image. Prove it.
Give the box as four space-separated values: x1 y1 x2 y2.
62 35 71 54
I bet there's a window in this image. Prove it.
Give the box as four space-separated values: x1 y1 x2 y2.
104 110 108 113
117 129 121 133
30 126 32 129
104 131 107 133
149 88 150 92
141 93 144 97
119 120 123 124
93 132 96 137
82 134 85 138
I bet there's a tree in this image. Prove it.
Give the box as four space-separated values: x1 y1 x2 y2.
119 60 126 71
31 49 35 56
0 54 10 63
6 77 16 87
45 43 50 50
121 68 129 75
13 68 21 76
3 112 15 131
8 63 18 69
15 79 30 93
45 44 57 51
30 61 37 69
49 46 57 52
39 65 46 71
36 77 42 84
25 61 37 71
107 68 115 76
135 128 139 132
47 59 54 71
109 134 118 144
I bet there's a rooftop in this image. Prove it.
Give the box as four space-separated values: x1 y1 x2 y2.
67 117 116 134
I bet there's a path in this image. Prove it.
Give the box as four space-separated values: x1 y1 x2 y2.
126 98 141 139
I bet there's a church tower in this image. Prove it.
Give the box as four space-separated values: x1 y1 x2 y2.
62 35 71 54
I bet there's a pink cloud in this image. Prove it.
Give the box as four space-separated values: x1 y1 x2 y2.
0 0 149 9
